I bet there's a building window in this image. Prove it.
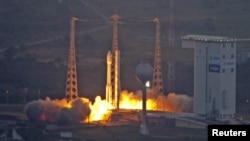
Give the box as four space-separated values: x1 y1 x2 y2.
222 90 228 109
231 42 234 48
223 43 225 48
231 68 234 72
231 54 234 59
222 68 225 73
222 54 225 59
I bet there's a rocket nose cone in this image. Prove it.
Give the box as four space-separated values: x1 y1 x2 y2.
107 51 111 55
107 51 112 63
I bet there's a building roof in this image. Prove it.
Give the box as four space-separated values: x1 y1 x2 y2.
181 34 236 42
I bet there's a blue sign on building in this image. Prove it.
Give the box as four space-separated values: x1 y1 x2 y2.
209 64 220 73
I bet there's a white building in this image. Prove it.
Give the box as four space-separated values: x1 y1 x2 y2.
181 35 236 120
237 50 250 63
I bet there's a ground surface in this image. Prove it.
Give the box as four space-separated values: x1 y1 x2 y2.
60 121 208 141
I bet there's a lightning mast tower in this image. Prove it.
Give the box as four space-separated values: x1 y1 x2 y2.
167 0 175 93
65 17 79 102
110 14 121 109
152 18 164 95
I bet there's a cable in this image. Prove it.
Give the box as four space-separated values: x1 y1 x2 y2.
121 16 155 23
77 18 107 23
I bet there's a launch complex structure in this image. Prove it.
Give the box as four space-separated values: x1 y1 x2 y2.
65 17 79 103
64 12 173 110
64 14 123 108
106 14 121 109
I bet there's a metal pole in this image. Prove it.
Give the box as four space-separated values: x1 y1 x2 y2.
140 85 149 135
135 62 152 135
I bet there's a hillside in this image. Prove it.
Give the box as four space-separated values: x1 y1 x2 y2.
1 0 250 60
0 0 250 104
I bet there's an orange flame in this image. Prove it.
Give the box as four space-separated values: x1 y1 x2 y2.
52 98 72 108
54 89 192 123
88 96 113 122
88 90 191 121
118 89 193 112
119 90 158 110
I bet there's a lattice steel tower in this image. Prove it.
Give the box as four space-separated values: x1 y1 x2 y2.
152 18 164 95
65 17 79 102
110 14 121 109
167 0 175 93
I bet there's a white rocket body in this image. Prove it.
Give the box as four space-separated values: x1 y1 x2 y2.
106 51 112 105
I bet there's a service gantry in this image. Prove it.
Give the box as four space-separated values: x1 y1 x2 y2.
65 17 79 102
152 18 164 95
110 14 121 109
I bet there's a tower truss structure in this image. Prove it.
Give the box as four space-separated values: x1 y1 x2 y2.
110 14 121 109
65 17 79 102
152 18 164 95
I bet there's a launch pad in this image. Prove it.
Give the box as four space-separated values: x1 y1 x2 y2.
47 9 205 134
64 13 167 110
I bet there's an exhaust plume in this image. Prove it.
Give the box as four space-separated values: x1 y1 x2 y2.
23 89 193 125
23 97 90 125
119 89 193 112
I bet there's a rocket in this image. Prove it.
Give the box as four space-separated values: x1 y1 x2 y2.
106 51 112 105
105 49 120 109
107 13 121 110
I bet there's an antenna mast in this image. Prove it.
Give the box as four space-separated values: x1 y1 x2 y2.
167 0 175 93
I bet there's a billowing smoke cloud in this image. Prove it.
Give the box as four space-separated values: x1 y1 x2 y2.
119 89 193 113
23 89 193 125
23 97 90 125
156 92 193 112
